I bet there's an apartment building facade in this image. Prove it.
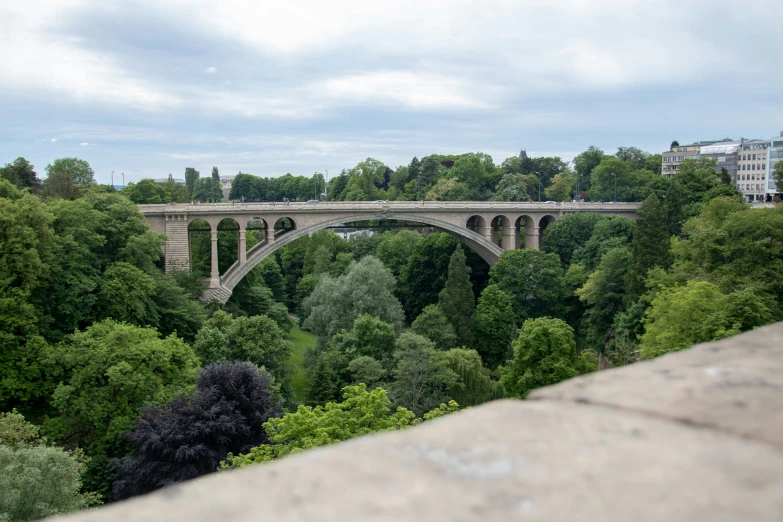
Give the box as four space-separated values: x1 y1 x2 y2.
661 143 704 178
662 133 782 202
767 134 783 195
736 140 769 202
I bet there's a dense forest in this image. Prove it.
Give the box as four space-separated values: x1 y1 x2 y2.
1 148 782 521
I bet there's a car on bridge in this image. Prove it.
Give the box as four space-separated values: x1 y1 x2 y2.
305 200 320 204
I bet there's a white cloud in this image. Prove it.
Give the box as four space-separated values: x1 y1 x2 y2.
51 138 58 142
204 67 217 74
165 152 218 160
80 142 89 146
0 1 179 111
319 71 494 110
145 0 760 93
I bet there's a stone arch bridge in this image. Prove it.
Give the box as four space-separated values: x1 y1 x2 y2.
139 201 641 303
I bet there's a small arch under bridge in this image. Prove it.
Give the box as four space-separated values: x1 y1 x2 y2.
139 201 641 304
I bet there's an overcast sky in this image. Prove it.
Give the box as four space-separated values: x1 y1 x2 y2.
2 0 781 184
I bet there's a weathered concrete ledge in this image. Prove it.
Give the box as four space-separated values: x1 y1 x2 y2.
53 322 783 521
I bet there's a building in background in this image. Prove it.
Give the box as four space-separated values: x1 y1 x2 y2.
767 133 783 196
662 133 782 202
662 142 706 178
736 139 769 202
698 141 740 181
220 175 235 200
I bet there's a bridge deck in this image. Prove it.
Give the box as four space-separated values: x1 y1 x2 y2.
139 201 641 214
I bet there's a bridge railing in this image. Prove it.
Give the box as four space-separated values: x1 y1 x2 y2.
138 201 642 213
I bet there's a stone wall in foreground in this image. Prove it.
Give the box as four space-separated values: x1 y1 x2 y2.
51 322 783 522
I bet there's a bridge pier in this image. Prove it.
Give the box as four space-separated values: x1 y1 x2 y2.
479 225 493 244
210 228 220 288
525 226 540 249
502 229 518 250
238 225 247 264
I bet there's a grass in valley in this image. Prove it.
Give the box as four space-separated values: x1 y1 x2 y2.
287 324 316 404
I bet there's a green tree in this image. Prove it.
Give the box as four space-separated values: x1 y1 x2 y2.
310 245 333 275
42 168 84 200
399 233 459 319
500 156 522 176
410 304 457 350
576 248 631 349
222 385 457 468
305 354 339 406
570 217 635 271
489 249 568 322
342 158 387 200
44 320 200 456
416 156 442 194
572 146 606 194
625 194 671 302
303 256 404 341
191 178 220 203
545 171 575 201
184 167 199 199
211 166 221 202
228 173 260 201
0 437 98 521
347 356 386 388
615 146 650 171
193 311 292 387
442 348 504 407
667 199 783 305
541 213 606 267
438 245 475 346
473 284 516 369
501 317 595 398
294 273 321 314
588 157 632 202
258 258 287 303
96 262 157 325
150 272 208 342
0 288 50 408
122 179 166 204
0 157 40 191
390 332 458 415
0 410 101 519
450 152 498 198
160 178 190 203
46 157 95 185
0 182 54 291
639 281 774 360
492 173 533 201
773 161 783 192
664 180 686 236
425 177 470 201
671 158 720 215
329 314 397 365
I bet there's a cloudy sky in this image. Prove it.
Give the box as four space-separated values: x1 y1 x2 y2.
1 0 781 184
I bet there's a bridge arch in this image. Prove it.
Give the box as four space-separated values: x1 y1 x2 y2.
538 214 557 248
205 212 504 303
